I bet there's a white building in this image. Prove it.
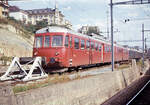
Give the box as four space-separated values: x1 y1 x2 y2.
9 6 28 24
78 26 100 35
9 5 72 29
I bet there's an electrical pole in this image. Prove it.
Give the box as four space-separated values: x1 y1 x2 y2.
142 24 144 70
145 38 147 53
110 0 114 71
106 10 109 39
109 0 150 72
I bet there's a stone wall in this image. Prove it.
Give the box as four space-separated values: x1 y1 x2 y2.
0 60 149 105
0 24 33 57
0 84 16 105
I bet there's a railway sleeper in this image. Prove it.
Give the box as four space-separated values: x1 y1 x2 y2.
0 57 48 82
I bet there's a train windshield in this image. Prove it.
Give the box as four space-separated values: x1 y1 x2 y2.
44 36 50 47
52 35 63 47
35 36 43 48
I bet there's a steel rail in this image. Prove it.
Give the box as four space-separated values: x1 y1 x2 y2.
126 79 150 105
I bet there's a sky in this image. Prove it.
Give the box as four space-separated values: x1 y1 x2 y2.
9 0 150 48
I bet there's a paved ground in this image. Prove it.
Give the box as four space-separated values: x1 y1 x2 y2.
69 66 112 79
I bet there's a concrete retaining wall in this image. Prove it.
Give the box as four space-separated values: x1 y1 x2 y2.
0 60 149 105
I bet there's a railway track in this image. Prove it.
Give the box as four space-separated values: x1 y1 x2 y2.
126 79 150 105
0 64 114 85
0 59 130 86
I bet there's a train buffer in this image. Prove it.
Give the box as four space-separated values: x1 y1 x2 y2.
0 57 48 82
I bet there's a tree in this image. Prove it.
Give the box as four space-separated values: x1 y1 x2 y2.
35 20 48 30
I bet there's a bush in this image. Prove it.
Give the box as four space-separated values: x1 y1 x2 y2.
0 18 8 24
0 56 12 65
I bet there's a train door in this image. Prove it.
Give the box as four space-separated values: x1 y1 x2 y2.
64 35 70 66
86 40 90 65
90 41 94 64
69 35 73 67
101 43 104 63
89 40 92 64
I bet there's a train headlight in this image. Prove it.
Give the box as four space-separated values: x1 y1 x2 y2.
34 51 38 56
55 52 59 56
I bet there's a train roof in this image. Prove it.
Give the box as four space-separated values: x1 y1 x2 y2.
36 26 111 44
36 26 141 52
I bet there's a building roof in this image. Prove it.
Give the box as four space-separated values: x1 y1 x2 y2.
9 6 20 12
25 8 64 17
0 1 9 8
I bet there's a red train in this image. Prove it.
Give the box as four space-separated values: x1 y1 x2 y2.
0 26 143 81
33 26 141 69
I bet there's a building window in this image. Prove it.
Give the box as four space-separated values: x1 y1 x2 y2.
74 38 79 49
44 36 50 47
65 36 69 47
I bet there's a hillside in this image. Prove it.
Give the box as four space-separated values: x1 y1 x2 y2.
0 18 34 58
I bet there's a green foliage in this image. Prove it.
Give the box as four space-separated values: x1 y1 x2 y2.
24 24 36 33
137 59 145 67
13 74 70 93
24 20 48 33
13 86 28 93
0 56 12 65
0 18 8 24
117 64 130 70
35 20 48 30
0 18 34 39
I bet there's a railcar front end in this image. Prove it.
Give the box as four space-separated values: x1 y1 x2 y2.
33 32 69 68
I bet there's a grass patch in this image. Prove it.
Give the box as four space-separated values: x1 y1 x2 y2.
0 56 12 65
137 59 143 67
0 18 33 39
117 64 130 70
13 74 71 94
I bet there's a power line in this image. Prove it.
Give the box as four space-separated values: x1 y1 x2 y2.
117 40 150 42
113 0 150 5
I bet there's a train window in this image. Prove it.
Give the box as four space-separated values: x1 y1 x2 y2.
44 36 50 47
99 44 101 52
52 35 63 47
95 43 98 51
107 47 110 52
74 38 79 49
110 47 111 52
70 36 72 47
86 40 90 50
81 39 85 50
91 41 94 50
35 36 43 48
65 36 69 47
105 46 107 52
